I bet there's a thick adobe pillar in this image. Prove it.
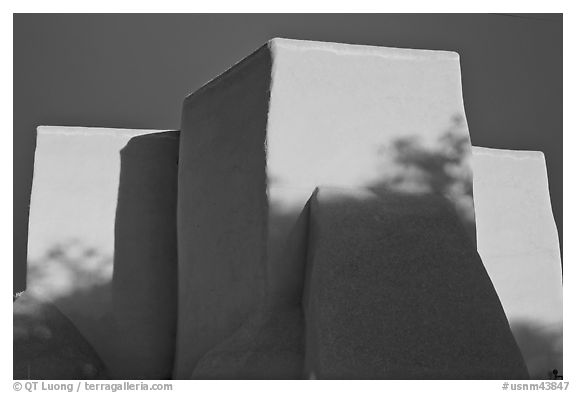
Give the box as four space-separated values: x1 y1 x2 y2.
303 187 528 379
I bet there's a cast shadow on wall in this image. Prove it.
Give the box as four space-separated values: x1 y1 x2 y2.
15 132 179 380
368 115 476 245
15 243 112 379
192 117 481 379
509 320 563 379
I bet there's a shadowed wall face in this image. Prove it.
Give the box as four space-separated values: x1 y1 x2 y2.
26 126 179 379
190 203 313 380
303 187 528 379
472 147 562 379
113 132 179 379
176 47 271 378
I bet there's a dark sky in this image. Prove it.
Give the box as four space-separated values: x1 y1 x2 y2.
13 14 562 291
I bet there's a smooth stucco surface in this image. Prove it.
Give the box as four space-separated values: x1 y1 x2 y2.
303 187 527 379
177 38 476 378
266 39 476 303
176 46 271 378
27 126 179 379
472 147 563 378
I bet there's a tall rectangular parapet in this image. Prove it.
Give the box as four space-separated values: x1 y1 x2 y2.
472 147 563 379
176 38 476 377
26 126 179 379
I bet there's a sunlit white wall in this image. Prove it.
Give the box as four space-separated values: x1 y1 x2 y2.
473 147 563 378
